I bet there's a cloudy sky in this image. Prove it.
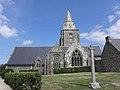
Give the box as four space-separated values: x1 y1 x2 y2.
0 0 120 64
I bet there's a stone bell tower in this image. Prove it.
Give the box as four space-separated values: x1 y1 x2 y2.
59 10 80 46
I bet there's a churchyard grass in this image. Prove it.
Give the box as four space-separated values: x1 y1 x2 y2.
42 72 120 90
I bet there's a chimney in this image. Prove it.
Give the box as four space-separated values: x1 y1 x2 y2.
105 36 110 42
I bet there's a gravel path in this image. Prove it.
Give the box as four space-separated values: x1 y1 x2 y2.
0 77 12 90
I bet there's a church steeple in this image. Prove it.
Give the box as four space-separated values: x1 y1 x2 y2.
63 10 76 29
60 10 80 46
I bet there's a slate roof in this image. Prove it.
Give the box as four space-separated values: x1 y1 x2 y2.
84 46 101 57
7 47 68 65
7 46 101 65
110 39 120 52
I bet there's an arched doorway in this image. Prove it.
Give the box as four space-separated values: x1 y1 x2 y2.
71 49 83 66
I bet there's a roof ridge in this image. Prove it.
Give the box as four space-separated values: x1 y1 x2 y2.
110 39 120 52
111 39 120 40
83 45 99 47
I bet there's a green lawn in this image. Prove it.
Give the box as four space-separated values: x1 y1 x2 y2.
42 72 120 90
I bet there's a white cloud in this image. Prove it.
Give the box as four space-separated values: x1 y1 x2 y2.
80 33 88 38
107 19 120 38
0 19 2 24
115 11 120 15
114 5 120 16
0 25 18 38
0 0 18 38
23 40 33 45
0 3 8 21
108 15 116 22
0 0 14 21
81 5 120 45
81 25 108 44
113 5 120 11
81 19 120 45
0 3 3 14
107 5 120 22
0 0 15 5
7 0 15 5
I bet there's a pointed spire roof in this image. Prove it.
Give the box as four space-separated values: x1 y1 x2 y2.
65 10 73 22
63 10 76 29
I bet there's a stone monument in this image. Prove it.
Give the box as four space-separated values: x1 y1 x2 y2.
89 45 101 89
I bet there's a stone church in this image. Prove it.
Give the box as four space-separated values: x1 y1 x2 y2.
6 10 101 74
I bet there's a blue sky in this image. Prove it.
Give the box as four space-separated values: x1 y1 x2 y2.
0 0 120 64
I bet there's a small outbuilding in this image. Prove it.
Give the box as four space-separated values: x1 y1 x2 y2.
101 36 120 72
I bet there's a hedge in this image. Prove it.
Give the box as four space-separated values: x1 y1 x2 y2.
1 68 14 79
0 64 6 72
54 66 91 74
0 72 2 76
4 72 42 90
19 69 39 72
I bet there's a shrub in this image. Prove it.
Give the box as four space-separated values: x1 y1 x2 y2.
54 66 91 74
0 64 6 76
0 71 2 76
0 64 6 72
19 69 39 72
1 68 14 79
4 72 42 90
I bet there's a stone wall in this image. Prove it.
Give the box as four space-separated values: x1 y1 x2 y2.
60 29 80 46
65 42 89 67
101 42 120 72
46 52 65 75
95 60 102 72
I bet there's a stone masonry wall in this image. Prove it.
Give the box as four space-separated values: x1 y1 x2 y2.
101 42 120 72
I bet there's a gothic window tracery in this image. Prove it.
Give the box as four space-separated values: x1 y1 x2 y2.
71 49 83 66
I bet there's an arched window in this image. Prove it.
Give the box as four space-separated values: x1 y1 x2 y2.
71 49 83 66
69 33 73 38
69 33 73 43
53 56 61 69
35 59 41 68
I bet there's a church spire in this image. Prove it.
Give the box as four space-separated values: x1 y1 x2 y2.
65 10 73 22
63 10 76 29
